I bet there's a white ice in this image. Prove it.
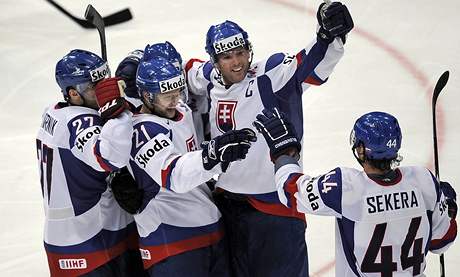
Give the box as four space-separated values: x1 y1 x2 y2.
0 0 458 276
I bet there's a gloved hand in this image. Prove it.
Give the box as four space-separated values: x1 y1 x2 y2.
316 2 354 44
253 108 301 162
108 167 143 214
115 50 143 99
202 128 257 171
95 77 129 120
440 181 457 219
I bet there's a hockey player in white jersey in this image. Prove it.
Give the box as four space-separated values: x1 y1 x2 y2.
115 41 210 144
185 2 354 276
254 108 458 277
36 49 144 276
98 57 256 276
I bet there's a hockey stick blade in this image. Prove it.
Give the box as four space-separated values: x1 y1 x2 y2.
103 8 132 27
46 0 132 29
433 71 449 107
85 5 108 62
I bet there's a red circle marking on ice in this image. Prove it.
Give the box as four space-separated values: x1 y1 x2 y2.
263 0 446 275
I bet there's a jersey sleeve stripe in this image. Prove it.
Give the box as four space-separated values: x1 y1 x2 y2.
283 172 303 209
161 156 180 190
336 217 361 276
304 72 326 85
184 58 204 74
93 141 117 172
429 218 458 251
295 42 328 85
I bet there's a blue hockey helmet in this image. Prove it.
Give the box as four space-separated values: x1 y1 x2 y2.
144 41 183 71
350 111 402 160
115 49 144 98
205 20 251 62
136 56 186 103
55 49 109 97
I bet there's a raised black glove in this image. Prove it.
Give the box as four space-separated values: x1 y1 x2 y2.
316 2 354 44
440 181 457 219
108 167 143 214
201 128 257 171
253 108 301 161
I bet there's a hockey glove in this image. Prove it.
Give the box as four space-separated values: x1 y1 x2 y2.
440 181 457 219
316 2 354 44
253 108 301 162
95 77 130 120
115 50 143 99
201 128 257 171
108 167 144 214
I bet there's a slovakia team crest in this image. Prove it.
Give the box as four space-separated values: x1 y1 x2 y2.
186 135 198 152
216 100 237 133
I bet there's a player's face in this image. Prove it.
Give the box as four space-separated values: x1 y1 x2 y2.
69 82 99 109
151 89 181 119
80 84 98 110
215 47 250 85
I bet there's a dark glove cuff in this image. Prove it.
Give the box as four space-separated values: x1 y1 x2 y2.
274 154 300 172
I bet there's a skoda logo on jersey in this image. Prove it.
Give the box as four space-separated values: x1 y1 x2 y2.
159 74 185 93
135 138 170 168
90 62 110 82
213 33 246 55
75 126 101 151
216 100 237 133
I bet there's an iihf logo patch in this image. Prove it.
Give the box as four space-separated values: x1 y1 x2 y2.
216 100 237 133
140 249 151 260
58 258 87 269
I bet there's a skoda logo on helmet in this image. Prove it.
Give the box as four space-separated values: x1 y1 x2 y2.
213 33 245 55
159 74 186 93
90 62 110 82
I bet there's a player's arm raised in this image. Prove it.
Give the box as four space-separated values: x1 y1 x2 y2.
254 108 342 216
266 1 353 93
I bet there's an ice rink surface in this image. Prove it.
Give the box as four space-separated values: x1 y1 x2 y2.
0 0 458 276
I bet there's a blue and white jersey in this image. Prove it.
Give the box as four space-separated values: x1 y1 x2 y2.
276 164 457 277
186 37 344 216
36 102 135 276
127 103 223 268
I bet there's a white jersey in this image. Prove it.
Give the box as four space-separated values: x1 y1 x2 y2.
127 104 223 268
276 164 457 277
36 102 135 276
186 37 344 217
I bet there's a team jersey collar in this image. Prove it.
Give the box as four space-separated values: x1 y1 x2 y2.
367 168 402 186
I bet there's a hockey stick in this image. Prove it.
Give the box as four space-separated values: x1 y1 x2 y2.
431 70 449 277
46 0 132 29
85 5 108 65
